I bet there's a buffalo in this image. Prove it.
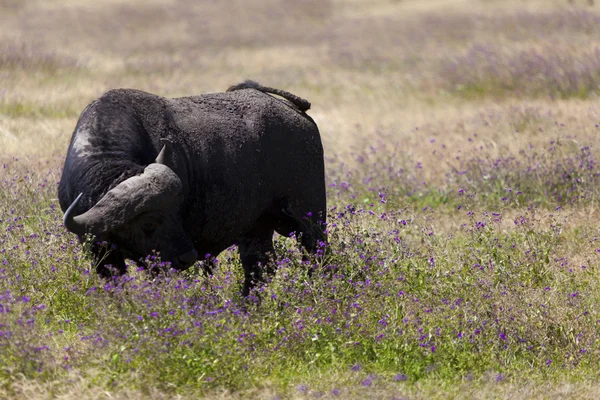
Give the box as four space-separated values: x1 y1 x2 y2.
58 81 326 295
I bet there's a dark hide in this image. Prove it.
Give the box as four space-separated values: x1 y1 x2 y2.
58 83 326 295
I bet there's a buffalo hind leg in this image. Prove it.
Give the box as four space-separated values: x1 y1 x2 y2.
238 229 275 297
297 219 327 277
274 205 327 265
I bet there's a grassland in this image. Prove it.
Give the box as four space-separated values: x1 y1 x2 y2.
2 0 600 398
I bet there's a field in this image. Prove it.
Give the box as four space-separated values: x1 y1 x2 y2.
3 0 600 398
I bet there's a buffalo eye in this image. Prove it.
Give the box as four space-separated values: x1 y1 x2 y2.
141 218 162 237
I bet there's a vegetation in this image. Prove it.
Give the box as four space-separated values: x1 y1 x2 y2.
2 0 600 398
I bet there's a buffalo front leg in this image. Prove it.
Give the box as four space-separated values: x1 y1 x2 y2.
238 230 275 297
199 255 218 277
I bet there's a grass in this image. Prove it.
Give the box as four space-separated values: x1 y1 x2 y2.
3 0 600 398
0 100 79 119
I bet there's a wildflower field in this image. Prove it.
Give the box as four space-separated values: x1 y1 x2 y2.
3 0 600 398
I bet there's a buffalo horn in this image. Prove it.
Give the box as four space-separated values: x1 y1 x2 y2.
63 145 182 236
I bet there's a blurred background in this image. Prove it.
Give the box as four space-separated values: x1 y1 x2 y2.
1 0 599 179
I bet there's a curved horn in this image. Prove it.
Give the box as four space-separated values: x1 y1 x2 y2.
63 160 182 236
63 192 85 235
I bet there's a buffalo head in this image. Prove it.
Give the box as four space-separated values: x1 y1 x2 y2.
63 139 198 270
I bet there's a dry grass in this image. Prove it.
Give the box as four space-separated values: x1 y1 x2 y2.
2 0 599 159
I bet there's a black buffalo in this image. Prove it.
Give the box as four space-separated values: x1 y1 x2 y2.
58 81 326 295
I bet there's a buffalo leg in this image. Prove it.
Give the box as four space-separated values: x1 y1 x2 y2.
273 204 327 260
200 255 217 277
238 229 275 297
294 218 327 276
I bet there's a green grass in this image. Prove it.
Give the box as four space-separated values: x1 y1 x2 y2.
0 100 79 119
2 157 600 398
